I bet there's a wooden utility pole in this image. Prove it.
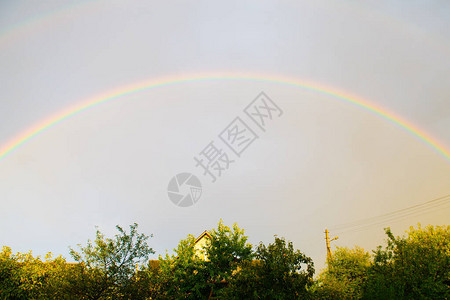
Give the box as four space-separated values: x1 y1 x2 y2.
325 228 332 261
325 229 338 264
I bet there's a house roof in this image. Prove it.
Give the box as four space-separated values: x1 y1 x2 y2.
194 230 212 244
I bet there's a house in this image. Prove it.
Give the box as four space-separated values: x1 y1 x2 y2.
193 230 211 260
145 230 212 269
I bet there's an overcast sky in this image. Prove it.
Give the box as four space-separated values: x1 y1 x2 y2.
0 0 449 271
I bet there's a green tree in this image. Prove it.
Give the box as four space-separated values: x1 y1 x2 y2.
314 246 370 299
0 246 70 299
204 220 254 298
364 224 450 299
69 223 154 299
0 246 20 299
150 220 254 299
154 234 209 299
226 236 315 299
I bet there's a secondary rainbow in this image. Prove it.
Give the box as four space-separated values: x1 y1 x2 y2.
0 73 449 163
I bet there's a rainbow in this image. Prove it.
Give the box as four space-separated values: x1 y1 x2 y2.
0 1 100 49
0 73 449 163
2 0 449 56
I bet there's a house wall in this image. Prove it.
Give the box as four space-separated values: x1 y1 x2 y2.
193 235 209 260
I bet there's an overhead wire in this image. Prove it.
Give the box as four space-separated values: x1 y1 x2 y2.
329 194 450 234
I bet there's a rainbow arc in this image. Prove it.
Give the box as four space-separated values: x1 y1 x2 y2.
0 73 449 163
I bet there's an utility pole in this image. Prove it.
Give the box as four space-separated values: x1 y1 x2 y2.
325 229 332 261
325 228 338 262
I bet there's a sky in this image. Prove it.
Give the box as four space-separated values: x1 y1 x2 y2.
0 0 449 271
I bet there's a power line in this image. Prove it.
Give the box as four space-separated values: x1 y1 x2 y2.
334 201 450 234
329 194 450 234
331 194 450 230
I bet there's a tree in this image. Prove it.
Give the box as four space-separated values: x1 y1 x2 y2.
314 246 370 299
0 246 69 299
204 220 254 298
154 234 209 299
69 223 154 299
226 236 315 299
152 220 254 299
363 224 450 299
0 246 20 299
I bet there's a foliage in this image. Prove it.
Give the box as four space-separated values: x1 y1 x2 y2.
314 246 370 299
153 234 209 299
363 224 450 299
0 246 69 299
68 223 154 299
204 219 254 298
151 220 254 299
2 222 449 299
1 224 156 299
225 236 315 299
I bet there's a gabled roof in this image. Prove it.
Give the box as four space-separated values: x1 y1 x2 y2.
194 230 212 244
